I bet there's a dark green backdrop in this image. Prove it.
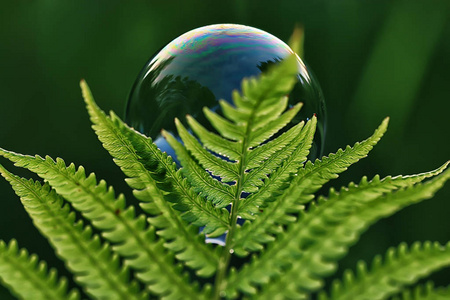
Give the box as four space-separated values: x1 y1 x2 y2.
1 1 449 298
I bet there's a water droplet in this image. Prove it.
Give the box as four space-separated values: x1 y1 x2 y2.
125 24 326 159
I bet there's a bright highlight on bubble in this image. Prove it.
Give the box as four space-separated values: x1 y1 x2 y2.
125 23 326 160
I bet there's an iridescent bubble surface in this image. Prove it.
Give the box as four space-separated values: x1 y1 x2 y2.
126 24 326 160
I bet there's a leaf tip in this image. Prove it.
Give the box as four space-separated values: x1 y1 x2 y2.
80 79 93 105
79 79 88 91
289 23 305 58
376 117 390 135
0 163 7 178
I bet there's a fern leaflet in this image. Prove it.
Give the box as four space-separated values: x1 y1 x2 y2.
163 128 235 209
233 117 389 255
0 150 200 299
0 40 448 300
0 164 146 300
0 239 80 300
81 80 222 276
160 54 308 298
320 242 450 300
225 162 450 298
392 282 450 300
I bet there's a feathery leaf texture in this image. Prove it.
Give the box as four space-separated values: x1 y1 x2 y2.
225 163 450 298
163 54 310 225
0 50 448 300
0 149 200 299
233 117 389 256
320 241 450 300
0 239 80 300
0 164 146 300
81 80 221 277
392 282 450 300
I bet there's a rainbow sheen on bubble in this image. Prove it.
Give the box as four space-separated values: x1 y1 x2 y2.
126 24 326 160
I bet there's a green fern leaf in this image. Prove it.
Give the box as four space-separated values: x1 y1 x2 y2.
184 114 241 161
203 107 245 142
171 99 309 200
0 164 146 300
164 54 301 202
0 34 448 300
392 282 450 300
320 242 450 300
225 162 450 298
290 116 389 203
0 239 80 300
236 114 316 220
199 55 300 148
244 109 304 170
0 150 201 299
162 129 235 208
173 117 239 183
247 100 303 149
160 54 302 230
241 112 307 193
163 54 304 299
81 80 223 276
233 117 388 255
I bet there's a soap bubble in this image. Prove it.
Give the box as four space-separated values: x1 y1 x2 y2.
125 24 327 245
125 24 326 160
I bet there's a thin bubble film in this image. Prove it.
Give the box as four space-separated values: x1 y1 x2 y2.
126 23 326 159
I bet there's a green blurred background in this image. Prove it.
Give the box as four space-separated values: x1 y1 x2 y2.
0 1 449 298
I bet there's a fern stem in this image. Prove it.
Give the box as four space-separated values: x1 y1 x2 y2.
212 91 262 299
212 163 243 299
213 222 237 299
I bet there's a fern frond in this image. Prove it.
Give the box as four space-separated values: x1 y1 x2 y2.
162 54 302 218
392 282 450 300
320 242 450 300
0 164 146 300
167 54 302 203
236 115 316 219
203 108 245 142
225 162 450 298
233 117 389 255
291 116 389 203
162 54 304 299
81 80 223 277
185 114 241 161
245 111 303 170
0 239 80 300
0 150 201 299
200 55 300 146
247 100 303 149
241 113 307 193
171 98 309 202
173 117 239 183
162 129 235 208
